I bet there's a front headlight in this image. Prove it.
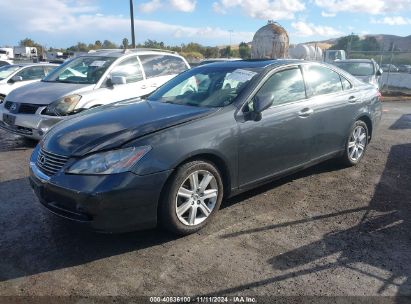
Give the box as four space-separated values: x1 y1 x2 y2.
44 94 82 116
67 146 152 175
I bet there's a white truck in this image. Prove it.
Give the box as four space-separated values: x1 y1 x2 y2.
13 47 38 59
0 48 13 60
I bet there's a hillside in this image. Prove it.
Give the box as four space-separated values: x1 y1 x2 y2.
307 34 411 51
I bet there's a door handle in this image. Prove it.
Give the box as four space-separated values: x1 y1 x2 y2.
151 83 158 88
348 96 358 103
141 85 147 89
298 108 314 118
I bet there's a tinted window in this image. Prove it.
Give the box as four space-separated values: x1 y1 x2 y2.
255 68 306 107
148 67 259 108
44 66 56 74
110 56 143 83
334 62 374 76
305 65 342 96
139 55 187 78
43 56 116 84
341 76 352 90
16 66 46 80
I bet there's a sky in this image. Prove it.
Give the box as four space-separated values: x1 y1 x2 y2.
0 0 411 48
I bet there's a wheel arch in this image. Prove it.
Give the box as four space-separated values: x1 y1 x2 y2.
159 151 233 205
356 114 373 141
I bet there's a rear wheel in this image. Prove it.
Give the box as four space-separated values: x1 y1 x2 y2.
159 160 223 235
339 120 369 166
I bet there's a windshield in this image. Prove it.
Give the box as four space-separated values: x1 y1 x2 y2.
43 56 116 84
147 67 260 108
0 65 20 80
334 62 375 76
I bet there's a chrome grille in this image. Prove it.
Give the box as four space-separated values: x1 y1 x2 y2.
4 101 12 110
36 148 69 176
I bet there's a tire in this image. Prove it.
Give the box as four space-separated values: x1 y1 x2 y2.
159 160 224 235
339 120 369 167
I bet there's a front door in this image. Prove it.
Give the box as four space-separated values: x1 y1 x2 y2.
96 55 151 105
238 67 315 187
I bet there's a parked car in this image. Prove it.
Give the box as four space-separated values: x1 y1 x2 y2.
0 63 57 103
381 64 399 73
333 59 382 88
0 49 190 139
398 65 411 73
0 60 11 68
29 60 382 235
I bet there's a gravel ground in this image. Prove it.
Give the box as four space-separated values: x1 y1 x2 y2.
0 101 410 300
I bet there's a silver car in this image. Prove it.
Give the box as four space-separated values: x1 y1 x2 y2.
0 49 190 139
333 59 382 89
0 63 57 103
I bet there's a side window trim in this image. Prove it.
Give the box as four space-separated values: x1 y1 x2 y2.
340 75 353 91
303 64 345 98
239 64 305 113
105 55 144 85
136 56 147 80
256 66 308 110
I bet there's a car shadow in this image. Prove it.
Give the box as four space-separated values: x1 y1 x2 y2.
0 131 37 152
0 157 346 283
209 143 411 298
389 114 411 130
222 158 344 210
0 177 177 282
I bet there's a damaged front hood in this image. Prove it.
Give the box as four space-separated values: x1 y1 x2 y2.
42 99 217 157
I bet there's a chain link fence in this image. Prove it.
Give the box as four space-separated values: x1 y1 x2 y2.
349 51 411 95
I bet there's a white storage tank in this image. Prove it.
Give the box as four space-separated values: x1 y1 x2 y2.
251 21 289 59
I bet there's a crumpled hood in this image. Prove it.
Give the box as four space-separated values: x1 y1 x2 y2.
42 99 216 157
5 81 94 105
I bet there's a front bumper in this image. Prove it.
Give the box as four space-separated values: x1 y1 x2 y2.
29 150 172 233
0 105 63 139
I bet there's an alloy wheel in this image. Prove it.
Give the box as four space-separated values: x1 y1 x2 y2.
348 125 367 162
175 170 218 226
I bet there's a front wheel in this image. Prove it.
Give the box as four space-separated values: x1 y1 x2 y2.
339 120 369 166
159 160 224 235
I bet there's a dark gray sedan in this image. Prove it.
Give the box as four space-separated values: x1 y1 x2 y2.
29 60 382 235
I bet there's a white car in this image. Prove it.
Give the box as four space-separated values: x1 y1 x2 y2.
0 63 57 103
0 49 190 139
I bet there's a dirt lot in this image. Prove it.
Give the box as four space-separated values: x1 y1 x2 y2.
0 101 410 301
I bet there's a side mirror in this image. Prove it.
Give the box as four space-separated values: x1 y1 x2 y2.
10 75 23 83
253 94 274 113
244 94 274 121
376 68 383 76
111 75 127 85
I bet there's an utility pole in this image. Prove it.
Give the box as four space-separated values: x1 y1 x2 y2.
130 0 136 48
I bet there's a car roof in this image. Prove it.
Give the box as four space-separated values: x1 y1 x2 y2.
85 48 182 58
335 59 375 63
198 59 302 69
8 63 58 68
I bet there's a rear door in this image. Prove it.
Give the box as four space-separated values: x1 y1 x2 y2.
138 55 188 93
302 64 361 159
238 66 316 187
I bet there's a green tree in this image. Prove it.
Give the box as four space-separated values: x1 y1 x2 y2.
19 38 44 56
102 40 118 49
239 42 251 59
220 46 231 58
122 38 129 49
361 37 380 51
330 34 360 51
204 47 219 58
144 40 165 49
95 40 102 49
